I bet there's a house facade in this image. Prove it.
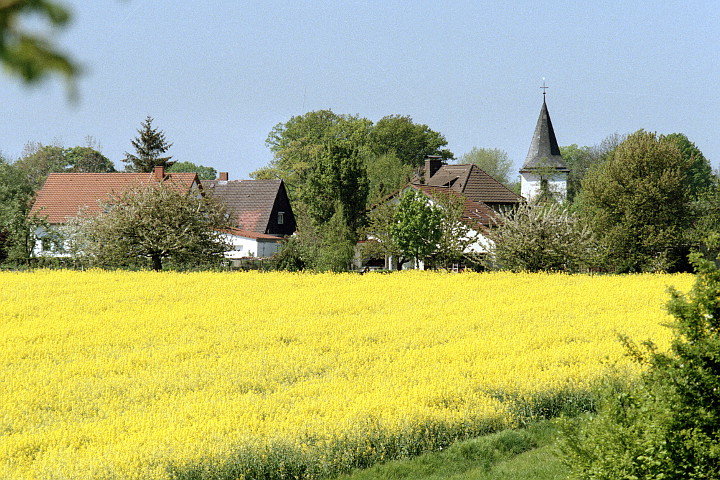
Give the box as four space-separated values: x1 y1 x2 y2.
360 158 521 270
201 173 296 263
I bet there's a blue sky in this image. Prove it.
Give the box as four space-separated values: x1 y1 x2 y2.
3 1 719 181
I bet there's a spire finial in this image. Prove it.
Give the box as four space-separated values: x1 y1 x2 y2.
541 77 548 99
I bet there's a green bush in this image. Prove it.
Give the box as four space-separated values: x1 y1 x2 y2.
561 253 720 479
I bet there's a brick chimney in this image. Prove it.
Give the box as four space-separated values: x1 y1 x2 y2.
424 156 443 182
218 172 229 181
153 165 165 181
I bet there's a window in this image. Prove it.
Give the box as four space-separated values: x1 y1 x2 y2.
278 211 285 225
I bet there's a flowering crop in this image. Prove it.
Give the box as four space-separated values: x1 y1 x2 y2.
0 270 692 479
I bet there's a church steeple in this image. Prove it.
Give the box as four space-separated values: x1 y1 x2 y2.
520 89 569 202
520 98 568 173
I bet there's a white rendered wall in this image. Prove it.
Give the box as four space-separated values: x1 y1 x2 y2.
520 171 568 203
222 234 280 259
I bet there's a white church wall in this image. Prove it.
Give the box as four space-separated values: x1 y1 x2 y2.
520 171 568 203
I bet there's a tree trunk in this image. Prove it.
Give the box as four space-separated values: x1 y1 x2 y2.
152 255 162 271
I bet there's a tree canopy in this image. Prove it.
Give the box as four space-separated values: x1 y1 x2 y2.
580 130 695 272
459 147 513 186
391 188 443 268
77 183 228 271
166 161 217 180
13 140 115 188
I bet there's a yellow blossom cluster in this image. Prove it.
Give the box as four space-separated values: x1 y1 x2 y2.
0 270 692 479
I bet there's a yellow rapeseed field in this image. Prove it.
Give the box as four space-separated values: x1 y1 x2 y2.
0 270 693 479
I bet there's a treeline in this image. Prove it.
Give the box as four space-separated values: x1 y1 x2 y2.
493 130 715 273
2 109 719 274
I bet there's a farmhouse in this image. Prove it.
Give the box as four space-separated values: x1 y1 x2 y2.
201 173 296 261
29 167 297 263
29 165 199 255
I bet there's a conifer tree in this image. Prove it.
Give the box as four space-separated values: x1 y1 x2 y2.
122 116 174 173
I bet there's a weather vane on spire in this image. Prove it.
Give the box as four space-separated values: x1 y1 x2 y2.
541 77 548 99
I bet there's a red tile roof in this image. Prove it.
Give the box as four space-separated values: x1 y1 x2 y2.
410 184 498 233
30 171 199 224
426 164 522 205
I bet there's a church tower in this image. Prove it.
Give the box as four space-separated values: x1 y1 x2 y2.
519 90 569 202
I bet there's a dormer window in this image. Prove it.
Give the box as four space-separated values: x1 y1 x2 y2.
278 211 285 225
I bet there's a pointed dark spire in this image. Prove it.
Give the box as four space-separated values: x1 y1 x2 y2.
520 98 568 173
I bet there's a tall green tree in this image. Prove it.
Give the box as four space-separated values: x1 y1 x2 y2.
122 116 174 173
0 0 78 93
14 141 115 188
370 115 453 167
580 130 695 272
301 142 369 232
13 142 66 188
0 154 38 265
391 188 443 269
561 134 625 203
255 110 372 195
365 152 413 204
459 147 513 186
79 183 228 271
64 146 115 173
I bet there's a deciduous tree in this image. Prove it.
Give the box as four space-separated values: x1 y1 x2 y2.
166 161 217 180
580 130 694 272
391 188 442 269
489 202 597 272
79 183 228 271
460 147 513 186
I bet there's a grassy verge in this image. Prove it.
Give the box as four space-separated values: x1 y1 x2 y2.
329 419 568 480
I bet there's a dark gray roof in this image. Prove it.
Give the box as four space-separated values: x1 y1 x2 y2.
201 179 283 233
426 164 522 205
520 100 569 173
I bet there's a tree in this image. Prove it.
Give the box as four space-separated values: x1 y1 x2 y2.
256 110 372 196
391 189 443 269
665 132 713 199
561 134 625 203
562 254 720 479
166 161 217 180
14 142 66 188
0 155 39 265
489 202 597 272
255 110 452 200
365 152 413 204
359 201 404 269
580 130 695 273
432 191 480 269
14 141 115 187
79 183 228 271
0 0 78 92
370 115 453 167
459 147 513 186
122 116 174 173
301 142 369 232
65 146 115 173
